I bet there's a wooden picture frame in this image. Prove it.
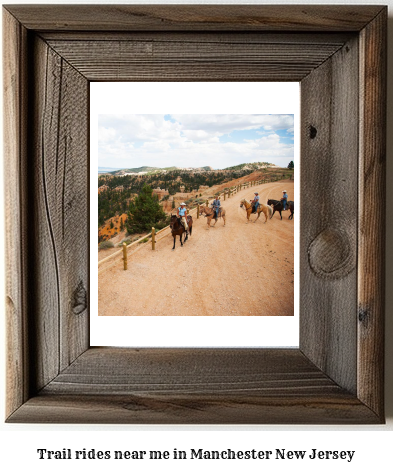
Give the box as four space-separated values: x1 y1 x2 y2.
3 5 386 424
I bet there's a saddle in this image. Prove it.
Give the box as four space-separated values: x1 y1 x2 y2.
179 216 191 229
211 207 221 218
252 203 260 214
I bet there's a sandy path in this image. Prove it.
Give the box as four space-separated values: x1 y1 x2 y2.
98 180 294 316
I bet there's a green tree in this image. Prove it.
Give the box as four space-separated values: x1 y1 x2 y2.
288 161 294 170
126 184 167 234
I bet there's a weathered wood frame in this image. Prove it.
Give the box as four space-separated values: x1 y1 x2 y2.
3 5 386 424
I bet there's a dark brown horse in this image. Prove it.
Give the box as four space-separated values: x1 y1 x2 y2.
170 215 193 249
267 199 294 220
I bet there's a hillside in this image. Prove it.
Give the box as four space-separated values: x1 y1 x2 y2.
98 179 294 316
98 165 293 242
224 161 275 171
109 165 213 176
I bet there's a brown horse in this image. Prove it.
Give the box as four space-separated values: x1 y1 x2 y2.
170 215 193 250
267 199 294 220
199 205 226 228
240 198 273 223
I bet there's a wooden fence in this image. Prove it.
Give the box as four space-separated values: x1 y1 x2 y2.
97 178 280 273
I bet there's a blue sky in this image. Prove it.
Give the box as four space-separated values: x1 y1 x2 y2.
98 114 294 169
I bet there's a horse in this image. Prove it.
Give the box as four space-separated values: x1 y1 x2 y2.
169 214 193 250
267 199 294 220
199 205 226 228
240 199 273 223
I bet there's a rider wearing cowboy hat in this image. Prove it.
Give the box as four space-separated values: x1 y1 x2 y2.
251 192 260 214
177 202 188 233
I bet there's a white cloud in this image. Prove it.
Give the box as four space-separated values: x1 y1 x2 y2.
98 114 295 169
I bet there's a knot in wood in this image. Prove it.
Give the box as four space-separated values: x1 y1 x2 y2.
73 281 87 315
308 228 354 279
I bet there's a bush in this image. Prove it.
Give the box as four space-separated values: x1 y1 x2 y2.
99 241 114 250
118 239 131 247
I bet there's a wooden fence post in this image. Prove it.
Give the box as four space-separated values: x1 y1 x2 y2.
197 203 200 219
122 242 127 270
152 227 156 250
224 192 226 201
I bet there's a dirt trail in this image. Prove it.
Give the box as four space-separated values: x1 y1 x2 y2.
98 180 294 316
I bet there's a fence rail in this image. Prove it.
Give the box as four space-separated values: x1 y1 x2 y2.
98 177 285 272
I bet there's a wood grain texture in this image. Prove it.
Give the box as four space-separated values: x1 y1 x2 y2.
28 36 89 392
3 9 30 417
300 36 360 394
3 5 384 32
46 37 347 82
7 348 379 424
358 9 386 419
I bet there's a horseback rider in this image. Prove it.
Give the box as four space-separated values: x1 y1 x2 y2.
177 202 188 234
281 190 288 211
251 192 260 213
211 195 221 219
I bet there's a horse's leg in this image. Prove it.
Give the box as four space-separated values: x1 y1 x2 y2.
172 235 176 250
279 210 282 220
180 233 183 246
254 211 260 223
223 215 226 226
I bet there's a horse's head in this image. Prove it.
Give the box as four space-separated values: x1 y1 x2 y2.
170 215 177 228
240 200 245 208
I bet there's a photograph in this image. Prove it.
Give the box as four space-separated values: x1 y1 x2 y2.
97 113 295 316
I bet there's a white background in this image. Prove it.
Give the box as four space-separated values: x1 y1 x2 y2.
1 1 392 473
90 82 300 347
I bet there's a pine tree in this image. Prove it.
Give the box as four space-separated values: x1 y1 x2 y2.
288 161 294 169
126 184 167 234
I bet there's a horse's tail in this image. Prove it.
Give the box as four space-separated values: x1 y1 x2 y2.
268 204 273 219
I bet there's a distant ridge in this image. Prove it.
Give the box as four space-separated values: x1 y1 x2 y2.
224 161 275 171
98 167 122 173
100 163 277 175
107 165 213 175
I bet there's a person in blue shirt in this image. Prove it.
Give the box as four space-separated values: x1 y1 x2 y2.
281 190 288 211
211 196 221 218
251 192 260 213
177 202 188 232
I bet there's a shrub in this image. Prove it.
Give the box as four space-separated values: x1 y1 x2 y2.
99 241 114 250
